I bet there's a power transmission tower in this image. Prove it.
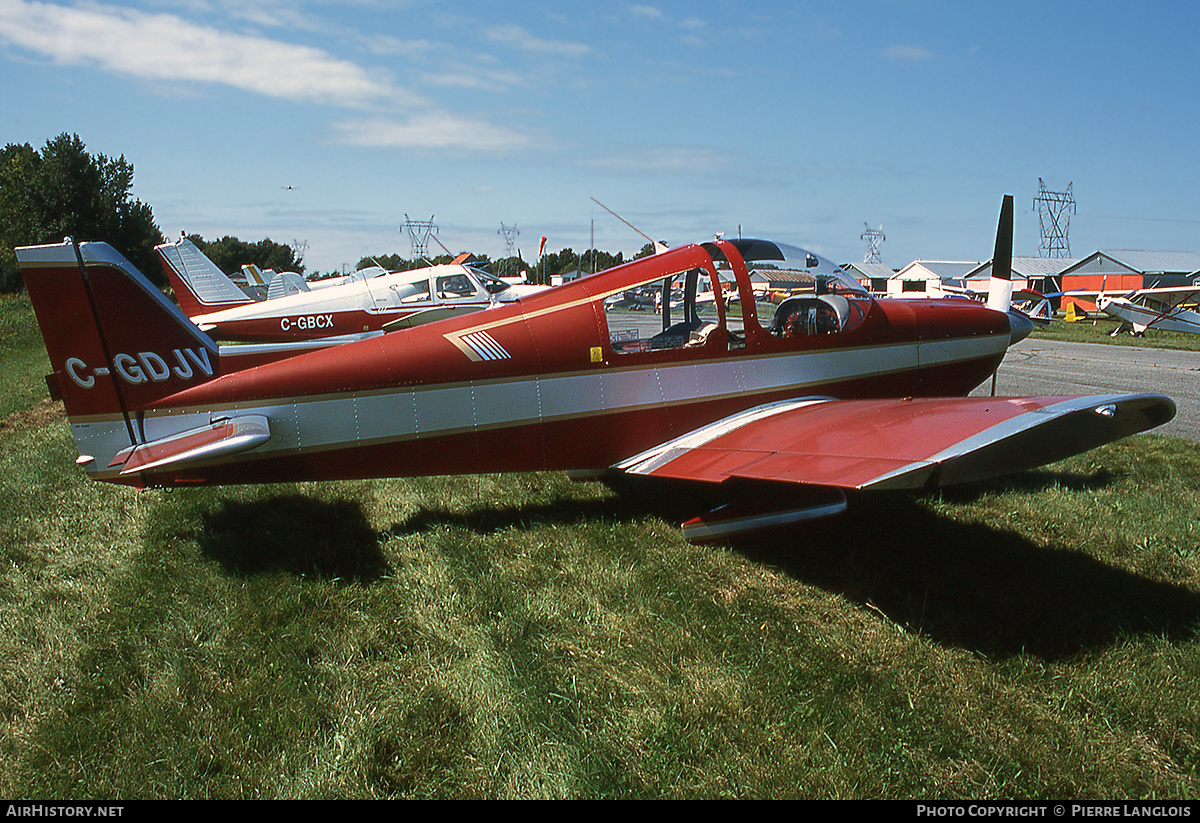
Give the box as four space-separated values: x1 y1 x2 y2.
403 214 437 259
1033 179 1075 258
861 223 885 263
499 223 519 257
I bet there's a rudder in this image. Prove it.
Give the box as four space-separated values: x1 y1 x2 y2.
18 239 220 425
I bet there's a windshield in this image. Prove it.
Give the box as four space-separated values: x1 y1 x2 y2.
469 266 511 295
728 239 868 297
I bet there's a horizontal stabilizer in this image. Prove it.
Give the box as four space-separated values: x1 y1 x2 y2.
110 415 270 475
618 394 1175 492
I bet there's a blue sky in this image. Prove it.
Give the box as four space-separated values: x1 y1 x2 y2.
1 0 1197 274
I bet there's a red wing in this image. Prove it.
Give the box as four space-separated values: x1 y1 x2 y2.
617 394 1175 491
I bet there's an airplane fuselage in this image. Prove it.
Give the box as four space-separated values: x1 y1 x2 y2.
188 263 502 342
157 236 547 343
51 239 1016 488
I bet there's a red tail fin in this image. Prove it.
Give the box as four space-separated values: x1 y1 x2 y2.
18 240 220 423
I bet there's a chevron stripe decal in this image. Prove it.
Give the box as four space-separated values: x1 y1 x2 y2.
459 331 511 361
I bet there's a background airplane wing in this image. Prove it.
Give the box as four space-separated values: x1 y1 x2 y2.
381 304 488 331
617 394 1175 492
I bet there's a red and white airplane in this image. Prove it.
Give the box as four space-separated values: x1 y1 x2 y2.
17 197 1175 541
157 236 545 343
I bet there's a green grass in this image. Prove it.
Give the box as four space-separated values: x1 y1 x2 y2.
2 293 1199 798
0 292 53 419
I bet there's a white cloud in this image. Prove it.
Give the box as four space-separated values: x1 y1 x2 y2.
421 68 523 93
584 145 730 173
625 6 707 45
0 0 414 107
484 24 591 58
330 112 536 153
628 5 665 21
883 45 935 62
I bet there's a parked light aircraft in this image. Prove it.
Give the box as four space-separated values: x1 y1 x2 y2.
1096 280 1200 336
17 197 1175 542
157 237 546 343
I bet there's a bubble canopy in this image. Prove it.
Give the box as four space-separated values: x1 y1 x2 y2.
726 238 868 297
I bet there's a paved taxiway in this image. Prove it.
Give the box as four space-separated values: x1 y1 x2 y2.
971 338 1200 442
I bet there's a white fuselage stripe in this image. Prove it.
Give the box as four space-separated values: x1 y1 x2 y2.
81 333 1009 476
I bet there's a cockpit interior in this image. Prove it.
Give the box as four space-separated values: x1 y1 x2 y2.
606 239 871 355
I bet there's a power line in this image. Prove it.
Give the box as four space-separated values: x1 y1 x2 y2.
1077 212 1200 226
861 223 885 263
1033 179 1076 258
402 214 437 259
499 222 518 257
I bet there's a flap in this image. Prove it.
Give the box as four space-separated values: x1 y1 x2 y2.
617 394 1175 491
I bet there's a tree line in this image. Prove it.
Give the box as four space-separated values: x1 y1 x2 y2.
0 135 304 292
351 247 635 286
1 133 641 293
0 134 162 291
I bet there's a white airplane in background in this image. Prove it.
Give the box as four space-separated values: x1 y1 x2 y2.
157 237 546 343
158 237 387 313
1096 278 1200 336
242 260 388 301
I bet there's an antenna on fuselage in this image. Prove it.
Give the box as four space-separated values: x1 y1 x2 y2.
430 232 456 260
591 198 668 254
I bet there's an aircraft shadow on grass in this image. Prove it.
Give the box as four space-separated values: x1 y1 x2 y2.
736 492 1200 661
381 476 721 539
194 467 1200 661
196 495 389 581
930 465 1120 500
